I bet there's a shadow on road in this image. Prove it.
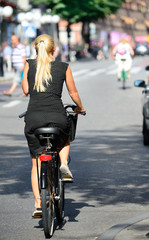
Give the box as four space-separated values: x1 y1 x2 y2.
32 198 95 236
69 124 149 206
0 133 31 197
1 124 149 208
118 86 133 90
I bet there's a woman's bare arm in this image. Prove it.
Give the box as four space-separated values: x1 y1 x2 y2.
65 65 85 113
22 61 29 95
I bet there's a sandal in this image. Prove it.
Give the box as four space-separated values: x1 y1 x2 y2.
60 165 73 183
32 208 42 218
3 91 12 96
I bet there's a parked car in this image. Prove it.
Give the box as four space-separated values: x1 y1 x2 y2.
134 41 149 56
134 68 149 145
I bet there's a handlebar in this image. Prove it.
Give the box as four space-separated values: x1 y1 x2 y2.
18 111 27 119
64 104 86 116
19 104 86 119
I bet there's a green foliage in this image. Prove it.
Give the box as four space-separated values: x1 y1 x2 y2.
30 0 48 5
31 0 124 23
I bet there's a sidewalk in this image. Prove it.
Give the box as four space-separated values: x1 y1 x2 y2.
0 72 13 82
114 217 149 240
98 213 149 240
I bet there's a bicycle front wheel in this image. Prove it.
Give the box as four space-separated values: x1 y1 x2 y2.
122 70 125 89
121 70 127 89
41 188 54 238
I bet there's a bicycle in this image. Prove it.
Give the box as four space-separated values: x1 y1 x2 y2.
19 104 86 238
120 58 127 90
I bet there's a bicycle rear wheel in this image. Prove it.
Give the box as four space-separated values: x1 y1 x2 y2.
41 187 54 238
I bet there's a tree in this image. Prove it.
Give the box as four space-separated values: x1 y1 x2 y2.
31 0 124 22
31 0 124 53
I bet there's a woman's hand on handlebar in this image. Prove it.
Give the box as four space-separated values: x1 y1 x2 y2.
64 104 86 115
74 106 86 115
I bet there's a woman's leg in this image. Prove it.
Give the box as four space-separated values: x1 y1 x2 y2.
127 70 130 79
117 60 122 80
3 82 17 95
59 139 70 166
31 157 41 209
59 139 72 177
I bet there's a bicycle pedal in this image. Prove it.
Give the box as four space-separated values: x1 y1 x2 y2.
62 178 74 183
32 215 42 219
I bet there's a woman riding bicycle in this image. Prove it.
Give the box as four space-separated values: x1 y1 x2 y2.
22 34 85 217
113 37 134 81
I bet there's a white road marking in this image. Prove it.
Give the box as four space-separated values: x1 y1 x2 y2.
2 100 21 108
130 66 142 74
71 64 143 79
89 69 106 76
107 69 117 75
72 69 90 77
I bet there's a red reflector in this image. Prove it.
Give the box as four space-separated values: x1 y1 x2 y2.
40 155 52 161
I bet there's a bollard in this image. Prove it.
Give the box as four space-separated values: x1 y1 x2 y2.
0 56 4 76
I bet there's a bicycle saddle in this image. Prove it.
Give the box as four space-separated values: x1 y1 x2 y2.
121 58 126 61
34 127 61 136
34 127 69 149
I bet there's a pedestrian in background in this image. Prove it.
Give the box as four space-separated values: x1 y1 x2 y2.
53 42 62 61
23 39 30 59
2 41 12 72
30 41 36 59
3 35 26 96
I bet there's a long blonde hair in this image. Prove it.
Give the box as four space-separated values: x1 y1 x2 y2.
34 34 54 92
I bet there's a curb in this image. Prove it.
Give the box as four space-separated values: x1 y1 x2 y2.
97 213 149 240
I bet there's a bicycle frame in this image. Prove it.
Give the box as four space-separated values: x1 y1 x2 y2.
38 151 60 191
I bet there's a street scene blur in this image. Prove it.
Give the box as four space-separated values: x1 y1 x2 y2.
1 0 149 239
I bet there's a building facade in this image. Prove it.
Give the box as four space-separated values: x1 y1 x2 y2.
58 0 149 52
96 0 149 46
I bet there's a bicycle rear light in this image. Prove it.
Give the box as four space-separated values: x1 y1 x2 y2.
40 155 52 161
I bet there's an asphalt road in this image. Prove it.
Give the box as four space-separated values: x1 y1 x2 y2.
0 56 149 240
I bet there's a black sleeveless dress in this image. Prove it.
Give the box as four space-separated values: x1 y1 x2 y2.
25 59 69 157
